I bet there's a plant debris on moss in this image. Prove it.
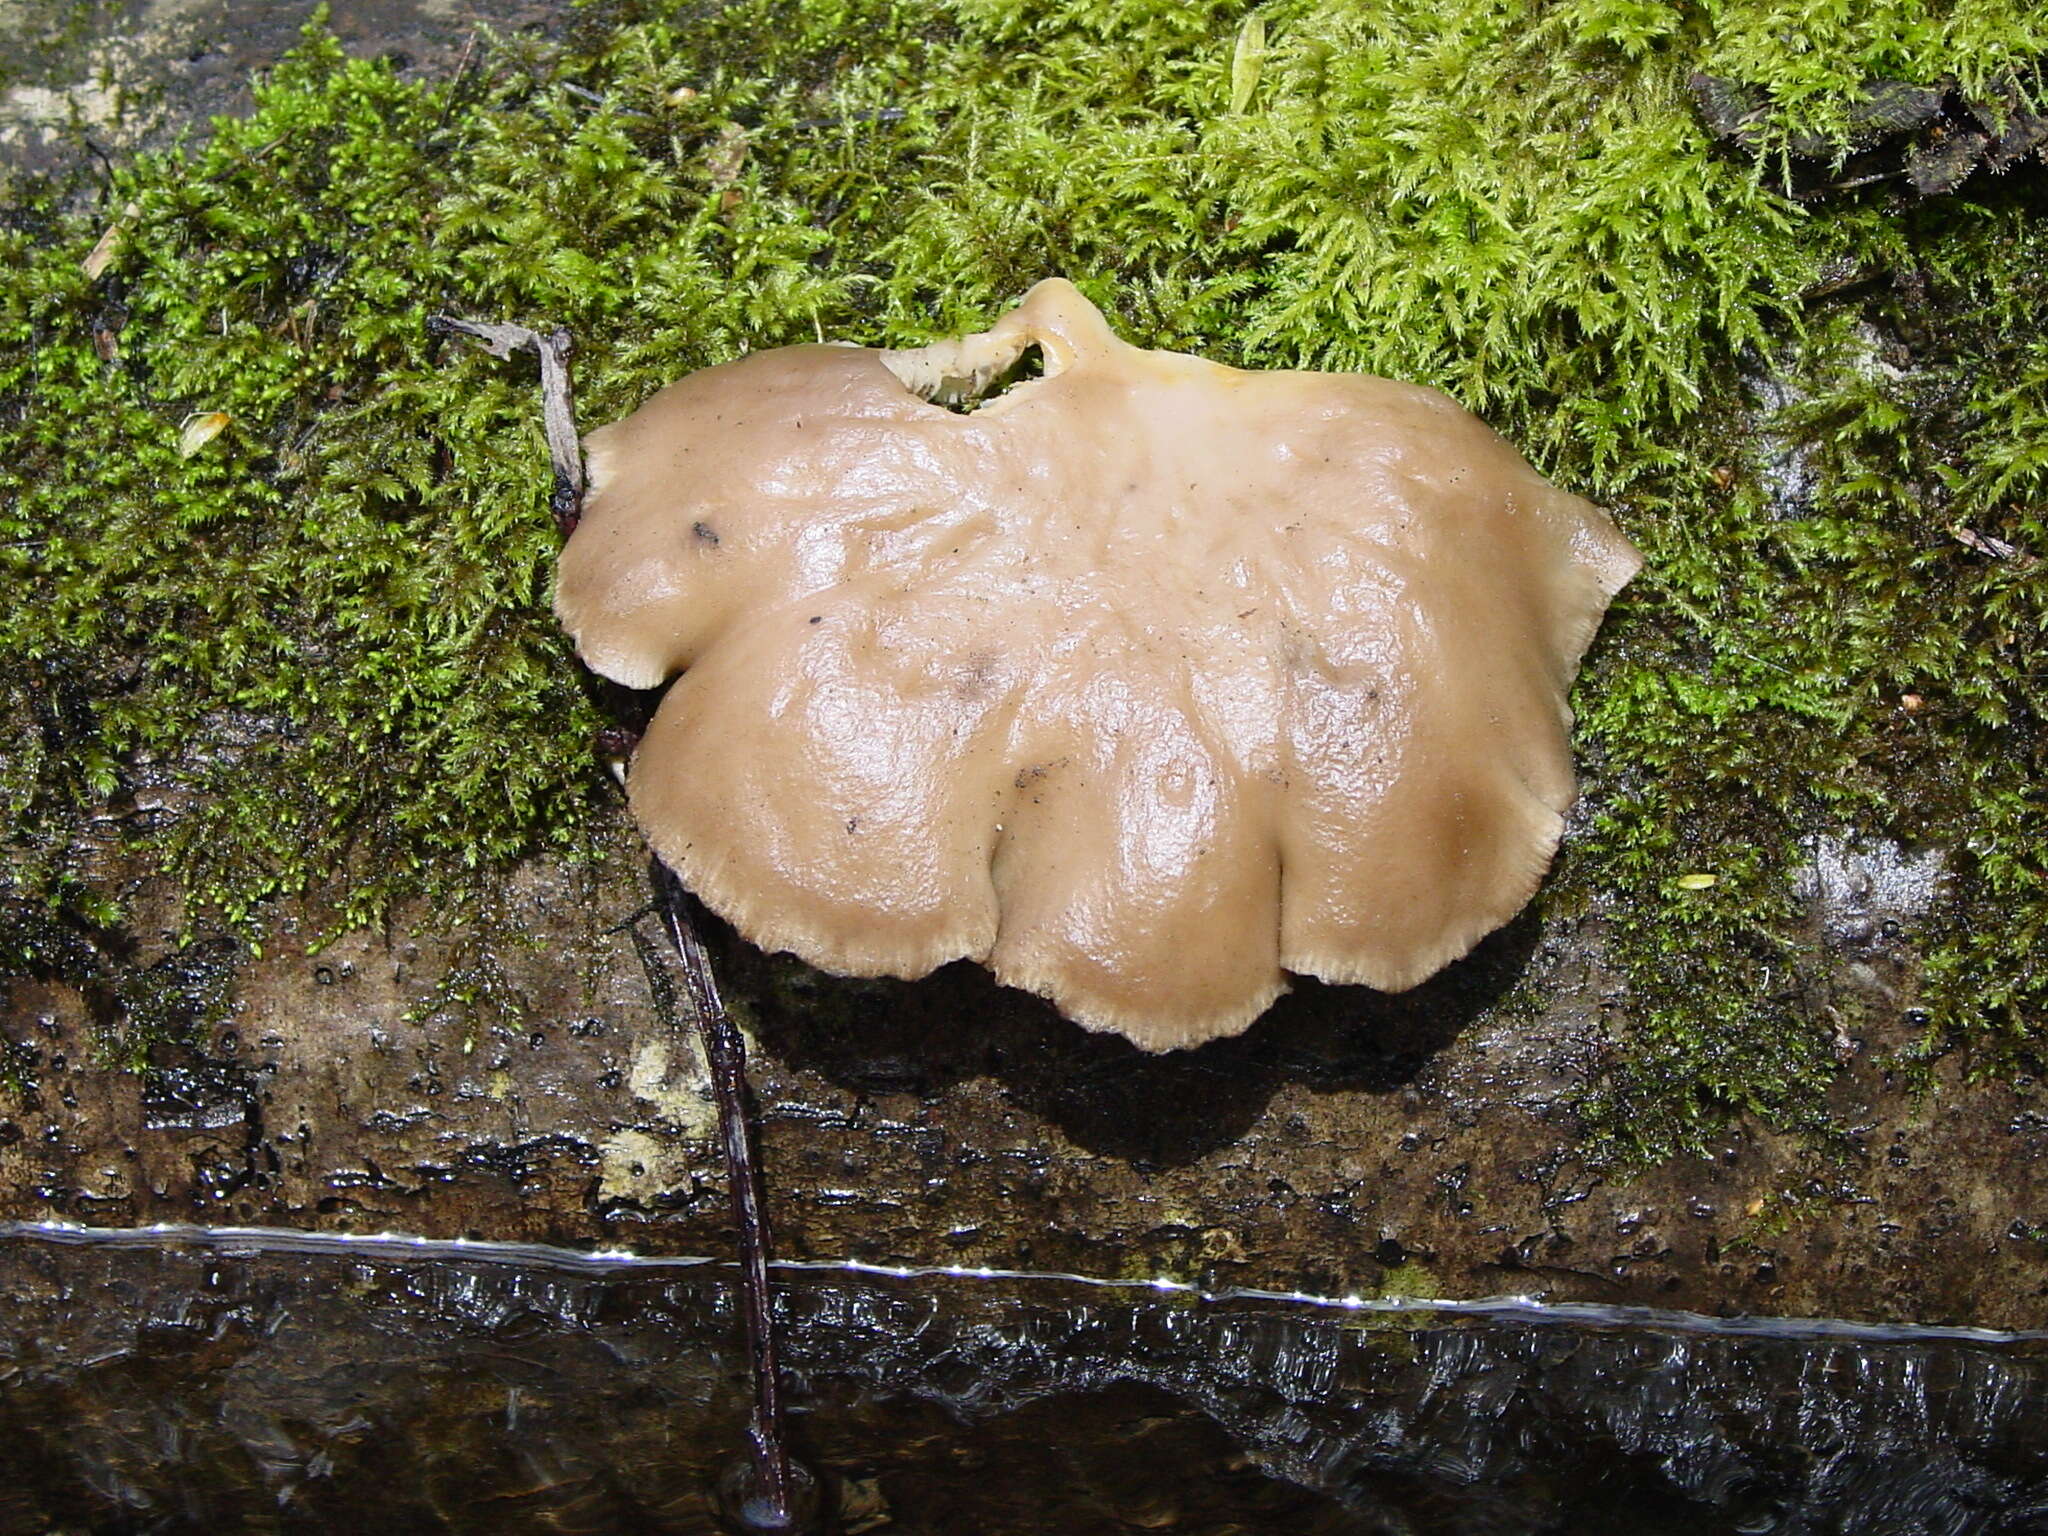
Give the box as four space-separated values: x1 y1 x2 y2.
1 0 2045 1158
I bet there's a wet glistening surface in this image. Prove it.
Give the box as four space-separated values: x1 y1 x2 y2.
4 1222 2046 1534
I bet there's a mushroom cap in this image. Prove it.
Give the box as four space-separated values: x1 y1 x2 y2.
557 280 1640 1051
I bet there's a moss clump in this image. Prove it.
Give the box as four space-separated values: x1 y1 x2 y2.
2 0 2045 1156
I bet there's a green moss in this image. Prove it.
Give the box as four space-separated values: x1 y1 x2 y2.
1373 1259 1442 1303
2 0 2045 1154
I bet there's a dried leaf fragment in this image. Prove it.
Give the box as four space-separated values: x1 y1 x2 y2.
1230 15 1266 115
1951 524 2028 562
706 123 749 215
177 411 231 458
81 201 141 281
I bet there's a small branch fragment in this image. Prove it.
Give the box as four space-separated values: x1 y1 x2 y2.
1691 70 2048 202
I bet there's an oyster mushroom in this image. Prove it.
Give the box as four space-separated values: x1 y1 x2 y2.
557 280 1640 1051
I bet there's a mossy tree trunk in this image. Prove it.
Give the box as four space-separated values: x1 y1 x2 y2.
4 0 2048 1327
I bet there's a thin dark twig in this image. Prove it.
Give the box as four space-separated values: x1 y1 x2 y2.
432 30 480 133
652 861 797 1523
81 137 117 196
431 310 802 1530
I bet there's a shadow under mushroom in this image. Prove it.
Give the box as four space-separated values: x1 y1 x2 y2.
716 901 1544 1170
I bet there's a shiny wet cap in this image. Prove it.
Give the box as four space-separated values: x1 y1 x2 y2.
556 280 1640 1049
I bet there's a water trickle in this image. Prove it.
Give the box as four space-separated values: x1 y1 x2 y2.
4 1221 2047 1534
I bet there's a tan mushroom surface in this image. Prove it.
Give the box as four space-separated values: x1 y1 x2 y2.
556 280 1641 1051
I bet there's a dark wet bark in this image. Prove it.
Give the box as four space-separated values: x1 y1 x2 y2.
5 848 2048 1329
